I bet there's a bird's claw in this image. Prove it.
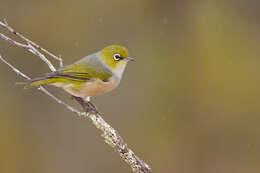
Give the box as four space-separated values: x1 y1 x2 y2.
71 95 98 114
85 101 98 114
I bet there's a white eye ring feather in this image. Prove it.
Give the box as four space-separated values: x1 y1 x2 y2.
113 53 121 61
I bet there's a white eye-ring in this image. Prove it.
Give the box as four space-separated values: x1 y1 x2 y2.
113 53 121 61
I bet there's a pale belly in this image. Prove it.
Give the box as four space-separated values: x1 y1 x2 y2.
62 77 119 98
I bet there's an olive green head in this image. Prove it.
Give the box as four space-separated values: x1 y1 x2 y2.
100 45 134 70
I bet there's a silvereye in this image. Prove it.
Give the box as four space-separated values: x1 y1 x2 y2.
24 45 134 101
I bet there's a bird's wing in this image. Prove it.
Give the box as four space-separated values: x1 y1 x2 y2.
47 63 112 82
47 71 90 81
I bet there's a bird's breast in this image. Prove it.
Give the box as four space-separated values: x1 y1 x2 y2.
64 76 119 98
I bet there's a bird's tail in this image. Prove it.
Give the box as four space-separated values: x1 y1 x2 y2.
16 77 56 89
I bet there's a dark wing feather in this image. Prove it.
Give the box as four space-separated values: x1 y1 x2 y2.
46 71 90 81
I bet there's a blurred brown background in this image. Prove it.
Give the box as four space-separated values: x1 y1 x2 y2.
1 0 260 173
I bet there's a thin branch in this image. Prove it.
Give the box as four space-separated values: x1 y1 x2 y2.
39 86 85 116
0 26 56 71
0 55 30 79
0 20 151 173
0 32 29 49
58 54 63 67
0 55 85 117
27 43 56 72
0 19 63 64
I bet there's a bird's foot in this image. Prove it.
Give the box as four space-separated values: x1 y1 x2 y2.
71 95 98 114
85 101 98 114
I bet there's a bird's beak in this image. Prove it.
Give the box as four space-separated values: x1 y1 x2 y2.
124 57 135 61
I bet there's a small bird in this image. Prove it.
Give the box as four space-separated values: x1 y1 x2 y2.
23 45 134 107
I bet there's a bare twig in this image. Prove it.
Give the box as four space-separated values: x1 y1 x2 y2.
0 55 30 79
58 54 63 67
0 32 29 49
0 19 63 65
27 43 56 72
0 55 85 116
0 20 151 173
0 23 57 71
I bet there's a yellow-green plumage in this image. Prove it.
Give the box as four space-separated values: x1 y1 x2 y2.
30 78 84 87
101 45 129 69
24 45 133 99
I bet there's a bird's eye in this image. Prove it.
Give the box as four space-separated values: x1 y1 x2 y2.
113 54 121 61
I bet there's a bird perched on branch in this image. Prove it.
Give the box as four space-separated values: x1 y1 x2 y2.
21 45 135 112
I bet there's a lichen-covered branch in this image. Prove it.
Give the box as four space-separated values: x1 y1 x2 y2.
72 96 151 173
0 19 151 173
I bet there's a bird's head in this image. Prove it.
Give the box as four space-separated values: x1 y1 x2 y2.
100 45 135 77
